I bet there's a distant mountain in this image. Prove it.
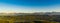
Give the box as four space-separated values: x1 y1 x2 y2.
37 12 60 15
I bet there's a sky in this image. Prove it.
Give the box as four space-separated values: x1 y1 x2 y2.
0 0 60 13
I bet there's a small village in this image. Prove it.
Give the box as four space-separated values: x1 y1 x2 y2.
0 12 60 23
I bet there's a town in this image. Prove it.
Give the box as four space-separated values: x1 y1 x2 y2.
0 12 60 23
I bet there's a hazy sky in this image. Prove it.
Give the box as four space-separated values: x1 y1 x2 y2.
0 0 60 13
